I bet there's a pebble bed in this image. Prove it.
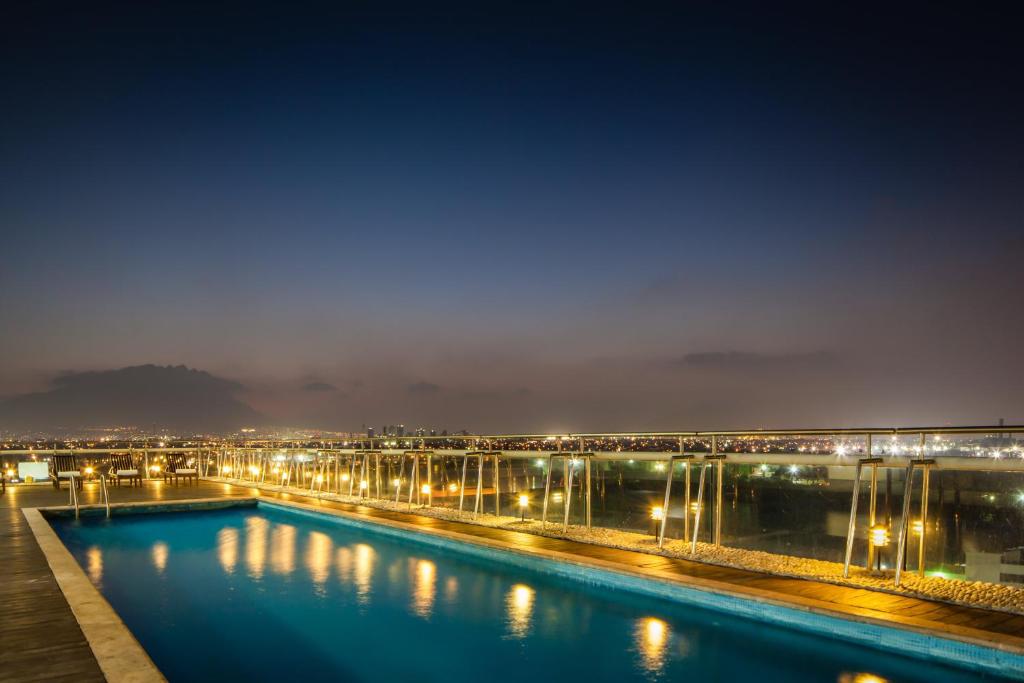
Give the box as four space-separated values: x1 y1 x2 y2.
215 477 1024 616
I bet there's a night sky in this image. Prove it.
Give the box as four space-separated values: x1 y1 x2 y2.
2 2 1022 432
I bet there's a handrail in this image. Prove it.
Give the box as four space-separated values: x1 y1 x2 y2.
100 474 111 518
69 475 80 519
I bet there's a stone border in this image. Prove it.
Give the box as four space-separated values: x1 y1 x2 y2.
23 507 169 683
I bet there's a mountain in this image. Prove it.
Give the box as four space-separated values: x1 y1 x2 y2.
0 364 263 434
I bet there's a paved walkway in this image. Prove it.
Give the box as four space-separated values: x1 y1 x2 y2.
3 478 1023 682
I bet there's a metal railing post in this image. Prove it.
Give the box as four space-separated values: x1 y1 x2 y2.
690 461 708 553
493 453 500 515
894 462 916 587
458 454 468 514
541 453 554 527
562 457 575 532
684 459 691 542
919 463 931 577
842 460 864 578
474 453 484 515
658 457 674 548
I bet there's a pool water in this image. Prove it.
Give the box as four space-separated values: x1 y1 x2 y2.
51 504 1003 683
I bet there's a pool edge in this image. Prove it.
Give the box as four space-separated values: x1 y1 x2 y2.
23 506 168 683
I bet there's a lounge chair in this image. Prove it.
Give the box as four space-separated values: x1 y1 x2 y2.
164 454 198 486
109 454 142 487
50 454 83 490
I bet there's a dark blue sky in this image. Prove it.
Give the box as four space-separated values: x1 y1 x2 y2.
2 2 1022 431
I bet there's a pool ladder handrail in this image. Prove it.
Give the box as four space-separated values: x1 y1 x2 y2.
100 473 111 518
69 474 80 519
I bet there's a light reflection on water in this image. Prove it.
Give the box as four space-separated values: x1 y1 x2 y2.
505 583 535 639
270 523 296 575
86 545 103 584
217 528 238 575
245 516 267 579
634 617 669 673
151 542 168 574
412 558 436 617
353 543 375 604
306 531 332 590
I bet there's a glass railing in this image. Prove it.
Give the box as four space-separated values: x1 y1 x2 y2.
16 426 1020 605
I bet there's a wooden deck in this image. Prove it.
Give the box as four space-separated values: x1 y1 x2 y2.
3 478 1024 682
0 480 254 682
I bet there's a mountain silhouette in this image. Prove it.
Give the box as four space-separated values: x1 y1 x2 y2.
0 364 263 434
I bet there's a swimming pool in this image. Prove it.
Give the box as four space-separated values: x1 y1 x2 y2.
50 501 1010 682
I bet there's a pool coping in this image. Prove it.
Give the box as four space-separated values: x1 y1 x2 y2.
23 506 167 683
29 494 1024 681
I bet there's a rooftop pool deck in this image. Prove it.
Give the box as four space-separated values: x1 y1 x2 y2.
6 479 1024 681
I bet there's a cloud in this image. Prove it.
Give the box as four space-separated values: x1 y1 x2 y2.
407 381 441 396
678 351 838 371
301 381 338 392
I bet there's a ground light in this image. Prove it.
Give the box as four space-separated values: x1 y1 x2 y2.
650 506 664 537
519 494 529 521
869 524 890 572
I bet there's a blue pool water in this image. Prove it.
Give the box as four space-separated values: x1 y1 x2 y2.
51 504 1004 683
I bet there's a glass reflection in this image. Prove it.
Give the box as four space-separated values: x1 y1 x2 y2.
86 546 103 584
152 542 169 574
270 523 296 576
634 617 669 673
246 516 268 579
411 559 436 618
353 543 375 605
306 531 333 589
218 528 239 575
505 583 535 638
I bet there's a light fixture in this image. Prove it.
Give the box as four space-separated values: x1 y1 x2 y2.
650 506 665 521
912 519 923 535
448 483 459 492
392 478 401 487
341 473 350 482
315 474 324 484
421 483 432 496
359 479 368 489
222 465 232 474
84 466 94 476
519 494 529 521
869 524 890 548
